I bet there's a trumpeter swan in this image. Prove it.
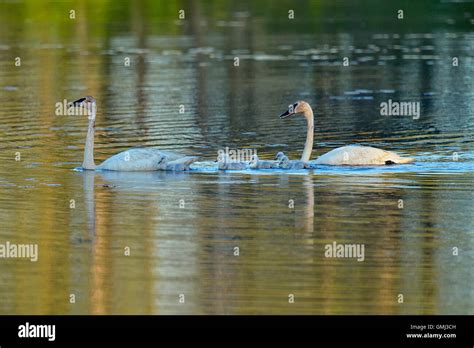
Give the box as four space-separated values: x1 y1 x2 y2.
249 154 280 169
74 96 198 171
279 101 415 165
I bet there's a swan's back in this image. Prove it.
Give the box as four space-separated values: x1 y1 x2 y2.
314 145 414 165
97 148 196 171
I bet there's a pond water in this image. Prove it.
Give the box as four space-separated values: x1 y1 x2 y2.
0 0 473 314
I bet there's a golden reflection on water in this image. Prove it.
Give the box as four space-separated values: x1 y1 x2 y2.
0 164 473 314
33 170 468 314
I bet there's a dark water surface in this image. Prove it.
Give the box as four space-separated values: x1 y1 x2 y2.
0 0 473 314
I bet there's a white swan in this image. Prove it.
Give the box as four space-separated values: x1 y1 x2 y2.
279 101 415 165
74 96 198 171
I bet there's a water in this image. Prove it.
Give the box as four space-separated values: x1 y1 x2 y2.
0 0 473 314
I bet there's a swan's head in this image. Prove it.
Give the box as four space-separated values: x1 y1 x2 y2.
217 153 230 163
249 154 259 168
275 151 286 161
71 96 96 106
71 96 97 120
275 152 289 164
250 154 259 163
279 100 310 119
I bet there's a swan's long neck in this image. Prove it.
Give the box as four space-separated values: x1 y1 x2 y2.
301 106 314 162
82 104 96 170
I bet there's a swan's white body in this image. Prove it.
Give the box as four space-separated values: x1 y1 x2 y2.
77 96 198 171
314 145 413 165
97 148 197 171
280 101 414 165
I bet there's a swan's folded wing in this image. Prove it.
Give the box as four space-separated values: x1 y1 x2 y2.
314 145 414 165
97 148 164 171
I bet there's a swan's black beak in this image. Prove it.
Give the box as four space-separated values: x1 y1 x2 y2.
279 109 294 119
280 103 298 119
70 97 86 107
